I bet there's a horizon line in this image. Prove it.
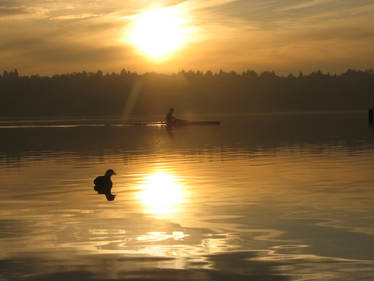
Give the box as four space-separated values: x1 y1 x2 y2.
1 68 374 78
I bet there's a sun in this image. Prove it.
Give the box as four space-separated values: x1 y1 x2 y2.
128 7 188 60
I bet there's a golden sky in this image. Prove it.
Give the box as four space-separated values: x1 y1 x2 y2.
1 0 374 75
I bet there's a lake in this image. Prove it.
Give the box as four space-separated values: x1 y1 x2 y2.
1 112 374 281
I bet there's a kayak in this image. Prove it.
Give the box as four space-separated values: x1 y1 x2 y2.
165 120 220 127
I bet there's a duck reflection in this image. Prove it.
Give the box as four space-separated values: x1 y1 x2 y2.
138 172 185 216
93 169 116 201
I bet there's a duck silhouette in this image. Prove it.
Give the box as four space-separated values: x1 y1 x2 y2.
94 169 116 201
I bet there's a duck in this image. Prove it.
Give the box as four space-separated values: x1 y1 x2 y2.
94 169 116 201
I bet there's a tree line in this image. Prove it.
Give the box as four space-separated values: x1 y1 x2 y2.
1 68 374 117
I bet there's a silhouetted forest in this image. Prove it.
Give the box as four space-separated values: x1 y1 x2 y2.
1 69 374 118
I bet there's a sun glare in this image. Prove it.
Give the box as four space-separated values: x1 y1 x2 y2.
138 173 185 215
128 7 188 59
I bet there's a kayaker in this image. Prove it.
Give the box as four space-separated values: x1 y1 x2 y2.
165 108 187 127
165 108 176 125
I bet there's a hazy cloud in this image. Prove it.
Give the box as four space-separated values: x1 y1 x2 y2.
279 0 335 11
0 0 33 16
0 7 29 16
185 0 239 10
0 0 374 74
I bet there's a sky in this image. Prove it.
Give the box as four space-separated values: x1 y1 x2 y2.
1 0 374 75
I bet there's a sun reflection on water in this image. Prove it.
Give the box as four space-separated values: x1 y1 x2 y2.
137 231 188 242
138 172 186 216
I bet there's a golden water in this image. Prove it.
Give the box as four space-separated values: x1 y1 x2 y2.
1 113 374 280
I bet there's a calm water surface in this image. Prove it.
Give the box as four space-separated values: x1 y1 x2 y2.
1 112 374 281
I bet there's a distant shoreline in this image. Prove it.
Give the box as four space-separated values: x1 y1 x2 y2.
1 69 373 118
